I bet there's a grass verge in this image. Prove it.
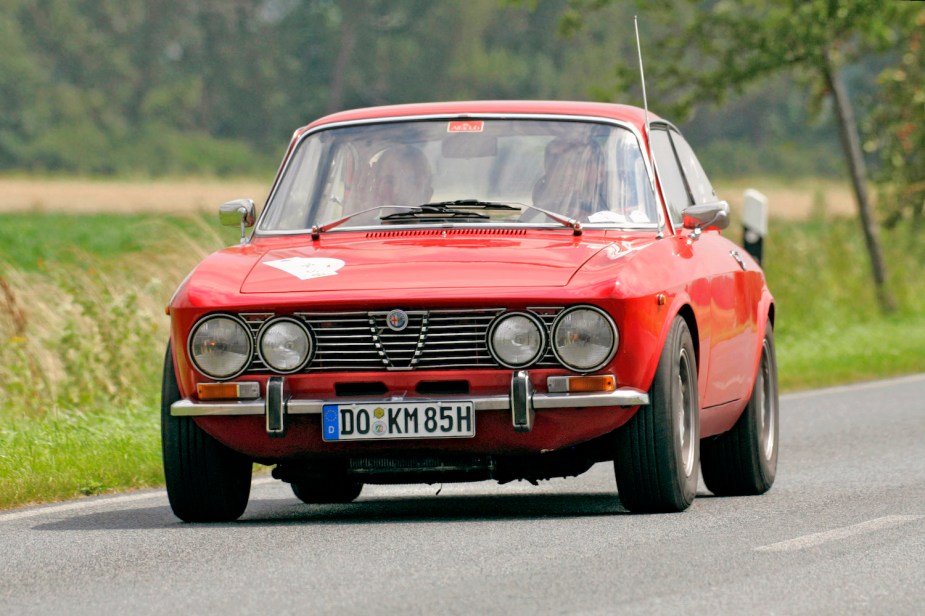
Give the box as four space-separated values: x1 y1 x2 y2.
778 314 925 391
0 405 162 504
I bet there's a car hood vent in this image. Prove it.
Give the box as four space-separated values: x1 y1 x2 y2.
365 228 527 239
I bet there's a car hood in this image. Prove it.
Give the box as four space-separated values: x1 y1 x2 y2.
238 233 629 293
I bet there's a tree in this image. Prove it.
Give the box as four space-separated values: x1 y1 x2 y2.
865 7 925 233
562 0 915 313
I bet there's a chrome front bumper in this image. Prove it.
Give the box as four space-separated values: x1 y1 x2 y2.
171 371 649 435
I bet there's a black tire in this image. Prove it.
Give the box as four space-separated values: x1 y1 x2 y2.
161 343 252 522
291 478 363 504
614 316 700 513
701 322 779 496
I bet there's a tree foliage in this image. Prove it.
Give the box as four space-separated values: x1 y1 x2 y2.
561 0 921 312
865 7 925 230
0 0 917 183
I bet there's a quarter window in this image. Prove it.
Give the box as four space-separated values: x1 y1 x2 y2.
671 130 716 205
650 127 689 224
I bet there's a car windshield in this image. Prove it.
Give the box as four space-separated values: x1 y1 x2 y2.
259 118 658 233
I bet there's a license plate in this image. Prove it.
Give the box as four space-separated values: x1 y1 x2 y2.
321 402 475 441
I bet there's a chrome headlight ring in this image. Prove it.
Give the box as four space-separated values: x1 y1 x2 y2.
487 311 547 369
188 313 254 380
257 316 314 374
551 305 619 373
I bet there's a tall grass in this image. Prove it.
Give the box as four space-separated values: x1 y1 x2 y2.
0 217 225 507
760 208 925 390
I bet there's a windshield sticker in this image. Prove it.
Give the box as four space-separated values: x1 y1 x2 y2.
447 120 484 133
264 257 346 281
588 211 627 224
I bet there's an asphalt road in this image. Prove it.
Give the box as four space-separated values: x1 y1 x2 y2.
2 375 924 615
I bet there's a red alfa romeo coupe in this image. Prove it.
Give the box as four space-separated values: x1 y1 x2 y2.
163 101 778 522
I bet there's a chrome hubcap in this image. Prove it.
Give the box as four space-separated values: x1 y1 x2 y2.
676 348 695 477
758 339 776 461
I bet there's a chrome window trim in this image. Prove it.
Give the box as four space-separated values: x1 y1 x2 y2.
254 112 668 236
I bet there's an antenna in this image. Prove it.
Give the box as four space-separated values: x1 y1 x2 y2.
634 16 664 239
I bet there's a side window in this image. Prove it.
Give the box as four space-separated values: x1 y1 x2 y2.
650 127 690 224
670 129 716 205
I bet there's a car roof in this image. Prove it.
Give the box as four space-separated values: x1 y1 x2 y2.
297 101 662 136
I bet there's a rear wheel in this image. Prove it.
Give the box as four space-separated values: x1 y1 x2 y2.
614 316 700 513
161 343 252 522
291 478 363 504
701 322 779 496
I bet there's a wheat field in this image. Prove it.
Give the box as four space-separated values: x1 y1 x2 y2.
0 176 858 219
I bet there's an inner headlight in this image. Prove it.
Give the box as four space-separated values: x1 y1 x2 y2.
552 306 618 372
258 317 313 373
488 312 546 369
189 315 253 379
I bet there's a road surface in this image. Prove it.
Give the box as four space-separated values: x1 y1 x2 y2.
2 375 923 614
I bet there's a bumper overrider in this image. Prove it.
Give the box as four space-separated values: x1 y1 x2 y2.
172 370 649 437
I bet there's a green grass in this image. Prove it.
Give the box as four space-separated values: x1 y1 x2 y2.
0 204 922 510
0 213 229 508
778 314 925 391
0 405 162 503
758 215 925 391
0 212 239 271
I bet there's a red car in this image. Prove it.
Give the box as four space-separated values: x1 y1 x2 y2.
163 101 778 522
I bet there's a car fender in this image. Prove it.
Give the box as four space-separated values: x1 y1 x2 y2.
749 288 776 390
619 288 703 400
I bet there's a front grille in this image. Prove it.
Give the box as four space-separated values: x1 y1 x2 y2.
242 307 563 373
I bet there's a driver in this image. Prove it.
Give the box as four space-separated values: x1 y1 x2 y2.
370 145 434 207
533 138 608 220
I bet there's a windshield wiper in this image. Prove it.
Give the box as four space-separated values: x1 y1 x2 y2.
311 205 416 240
515 202 583 236
311 200 581 240
379 205 491 221
311 202 499 239
418 199 521 211
432 198 582 235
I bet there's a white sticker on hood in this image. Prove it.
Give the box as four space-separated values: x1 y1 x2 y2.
264 257 346 280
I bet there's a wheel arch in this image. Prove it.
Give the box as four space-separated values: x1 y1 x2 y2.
675 303 701 371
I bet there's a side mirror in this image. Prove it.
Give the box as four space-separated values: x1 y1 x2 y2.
682 201 730 240
219 198 256 244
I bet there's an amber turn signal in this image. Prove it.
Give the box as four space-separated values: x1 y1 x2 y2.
546 374 616 393
197 382 260 400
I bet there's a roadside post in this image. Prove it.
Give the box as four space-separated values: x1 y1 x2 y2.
742 189 768 265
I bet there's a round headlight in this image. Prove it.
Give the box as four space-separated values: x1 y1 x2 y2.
189 315 252 379
488 312 546 369
552 306 618 372
258 317 313 374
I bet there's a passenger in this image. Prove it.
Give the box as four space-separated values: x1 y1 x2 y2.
370 145 433 207
533 138 608 220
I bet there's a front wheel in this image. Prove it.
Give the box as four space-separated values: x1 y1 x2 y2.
614 316 700 513
161 343 252 522
701 321 779 496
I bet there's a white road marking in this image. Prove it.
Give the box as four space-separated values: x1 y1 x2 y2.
755 515 923 552
0 477 274 523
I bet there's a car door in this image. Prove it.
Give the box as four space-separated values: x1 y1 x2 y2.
650 124 759 410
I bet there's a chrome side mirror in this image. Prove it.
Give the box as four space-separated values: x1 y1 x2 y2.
219 198 256 244
682 201 730 241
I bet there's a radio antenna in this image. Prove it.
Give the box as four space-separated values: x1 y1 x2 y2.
634 15 664 239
